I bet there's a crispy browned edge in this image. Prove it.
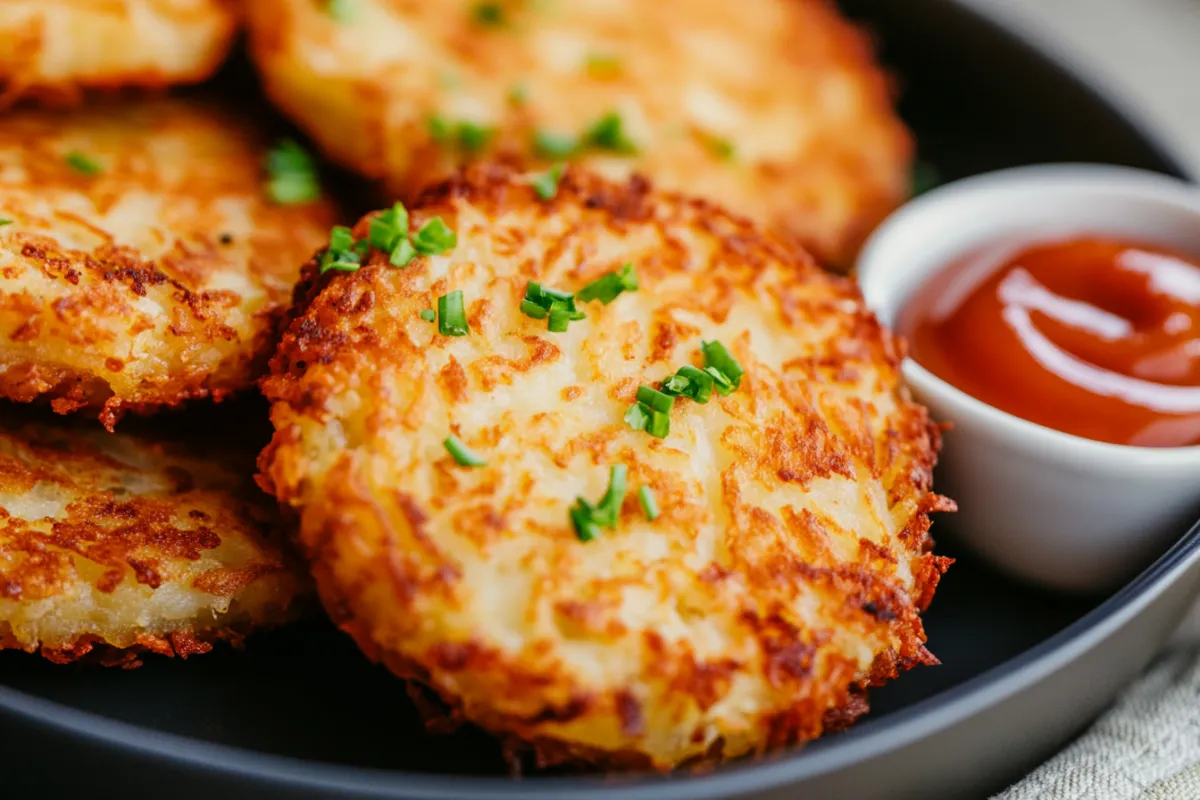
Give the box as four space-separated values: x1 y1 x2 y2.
258 163 954 772
0 245 289 431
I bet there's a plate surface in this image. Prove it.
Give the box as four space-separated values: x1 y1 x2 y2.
4 1 1199 798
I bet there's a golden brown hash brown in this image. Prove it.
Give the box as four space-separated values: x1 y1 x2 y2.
0 99 337 430
0 0 238 105
245 0 912 267
0 414 310 667
259 164 953 770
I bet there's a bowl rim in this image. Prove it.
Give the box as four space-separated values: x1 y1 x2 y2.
857 161 1200 463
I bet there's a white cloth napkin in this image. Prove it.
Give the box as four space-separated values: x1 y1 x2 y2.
995 649 1200 799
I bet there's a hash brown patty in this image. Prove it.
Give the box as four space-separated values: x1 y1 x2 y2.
0 99 337 429
0 414 310 666
0 0 238 105
259 164 952 770
246 0 912 267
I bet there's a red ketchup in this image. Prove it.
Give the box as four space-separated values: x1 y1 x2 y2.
899 237 1200 447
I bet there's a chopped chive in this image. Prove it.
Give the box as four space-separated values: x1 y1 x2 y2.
638 486 659 521
368 202 409 251
533 130 577 159
704 135 735 162
570 465 627 541
65 151 102 175
428 115 453 143
624 403 649 432
594 465 627 525
520 299 549 320
702 340 744 392
547 308 574 332
645 409 670 438
457 122 494 153
662 366 712 402
419 309 436 322
437 290 469 336
705 365 734 396
0 219 11 227
265 138 321 204
577 263 637 304
324 0 356 21
472 1 505 26
531 163 564 201
411 217 457 255
570 504 601 542
444 435 486 467
429 116 494 153
582 112 637 154
636 385 674 415
389 237 416 267
319 225 365 274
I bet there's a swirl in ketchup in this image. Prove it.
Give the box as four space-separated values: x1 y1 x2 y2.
899 237 1200 448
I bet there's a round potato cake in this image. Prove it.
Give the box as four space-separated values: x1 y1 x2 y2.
0 0 238 105
260 164 952 769
0 99 338 429
0 414 310 666
245 0 912 268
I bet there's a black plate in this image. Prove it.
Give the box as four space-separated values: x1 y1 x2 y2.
4 1 1198 798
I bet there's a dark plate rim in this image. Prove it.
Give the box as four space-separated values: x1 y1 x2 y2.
4 2 1199 798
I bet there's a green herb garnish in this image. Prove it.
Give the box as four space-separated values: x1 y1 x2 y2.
65 151 102 176
701 340 744 394
324 0 357 21
533 129 577 159
0 219 11 227
265 138 321 204
520 281 585 330
570 465 628 541
577 263 637 304
368 202 409 252
660 364 713 404
319 225 366 274
411 217 457 255
419 309 436 322
429 116 494 154
437 290 469 336
582 111 637 154
531 163 564 201
626 385 673 439
444 435 486 467
471 1 505 26
390 237 417 267
638 486 659 521
704 134 735 162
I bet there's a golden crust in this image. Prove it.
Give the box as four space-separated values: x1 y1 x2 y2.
245 0 912 267
0 99 338 429
259 164 952 770
0 0 238 105
0 413 311 665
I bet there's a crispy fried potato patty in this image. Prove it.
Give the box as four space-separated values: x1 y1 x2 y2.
0 0 238 105
260 165 951 769
0 414 310 666
0 99 337 429
246 0 911 267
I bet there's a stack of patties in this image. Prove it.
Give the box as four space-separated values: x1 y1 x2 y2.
0 0 954 772
0 29 335 663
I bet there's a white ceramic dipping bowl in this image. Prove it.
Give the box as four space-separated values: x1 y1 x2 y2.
857 164 1200 592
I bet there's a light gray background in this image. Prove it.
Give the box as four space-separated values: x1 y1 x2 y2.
967 0 1200 175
